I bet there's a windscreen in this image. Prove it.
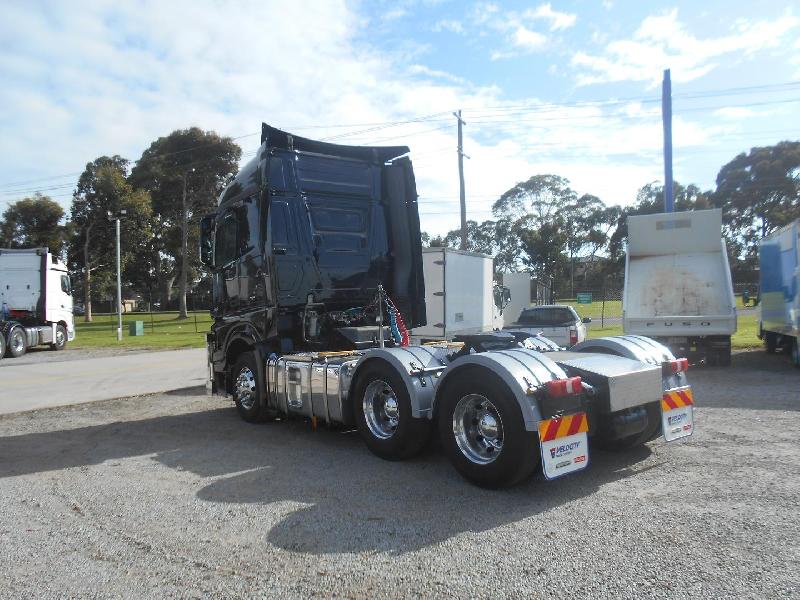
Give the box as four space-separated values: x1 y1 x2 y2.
518 307 574 326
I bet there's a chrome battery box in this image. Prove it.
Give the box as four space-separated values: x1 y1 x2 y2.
550 351 662 412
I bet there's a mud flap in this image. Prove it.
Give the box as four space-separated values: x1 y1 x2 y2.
662 387 694 442
538 412 589 480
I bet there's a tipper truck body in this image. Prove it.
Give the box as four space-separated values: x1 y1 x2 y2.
201 124 696 488
623 208 736 366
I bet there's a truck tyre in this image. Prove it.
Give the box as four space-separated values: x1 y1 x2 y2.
0 331 5 361
354 362 432 461
231 351 275 423
792 338 800 368
50 324 67 351
6 326 26 358
438 368 539 488
716 347 732 367
765 332 777 353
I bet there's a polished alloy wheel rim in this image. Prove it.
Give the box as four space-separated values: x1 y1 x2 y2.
363 379 399 439
235 366 257 410
56 329 65 346
453 394 504 464
11 332 24 354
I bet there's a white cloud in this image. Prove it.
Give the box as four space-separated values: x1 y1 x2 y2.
383 8 407 21
713 107 755 120
572 9 800 87
524 4 577 31
433 19 464 33
511 26 548 51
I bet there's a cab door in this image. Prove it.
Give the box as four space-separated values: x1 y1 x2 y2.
214 210 240 311
269 198 305 305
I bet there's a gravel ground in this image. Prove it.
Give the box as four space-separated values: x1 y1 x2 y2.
0 350 797 599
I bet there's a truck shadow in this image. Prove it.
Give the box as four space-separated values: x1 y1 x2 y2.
0 401 654 556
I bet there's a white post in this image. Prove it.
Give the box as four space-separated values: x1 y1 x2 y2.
116 217 122 341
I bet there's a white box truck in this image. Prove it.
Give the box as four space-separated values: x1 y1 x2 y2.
410 247 502 342
758 219 799 366
0 248 75 359
623 209 736 365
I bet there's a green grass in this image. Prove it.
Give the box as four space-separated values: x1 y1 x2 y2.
585 312 759 350
72 311 211 350
558 299 622 320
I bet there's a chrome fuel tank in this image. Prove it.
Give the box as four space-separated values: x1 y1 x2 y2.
266 353 361 425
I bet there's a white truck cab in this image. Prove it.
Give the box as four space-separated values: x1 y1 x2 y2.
0 248 75 358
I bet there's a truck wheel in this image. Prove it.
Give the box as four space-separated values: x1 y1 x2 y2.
354 362 432 461
231 351 275 423
716 347 732 367
6 326 26 358
50 324 67 351
792 338 800 368
0 331 5 361
765 332 777 353
438 369 539 488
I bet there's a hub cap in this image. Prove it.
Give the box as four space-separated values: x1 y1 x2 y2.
363 380 400 439
453 394 504 464
235 366 257 410
11 331 24 354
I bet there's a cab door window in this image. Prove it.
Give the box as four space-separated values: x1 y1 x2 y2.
215 212 238 266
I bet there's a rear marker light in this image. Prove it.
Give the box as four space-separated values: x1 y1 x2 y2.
666 358 689 374
546 376 582 397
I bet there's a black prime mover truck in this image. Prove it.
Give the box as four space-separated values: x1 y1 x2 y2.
201 123 695 488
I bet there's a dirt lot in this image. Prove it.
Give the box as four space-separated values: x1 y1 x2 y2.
0 350 797 599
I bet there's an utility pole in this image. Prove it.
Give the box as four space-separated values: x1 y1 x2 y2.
454 110 469 249
662 68 674 213
108 209 127 341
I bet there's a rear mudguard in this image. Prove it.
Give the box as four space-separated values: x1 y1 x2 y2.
572 334 689 390
433 349 570 431
351 346 569 431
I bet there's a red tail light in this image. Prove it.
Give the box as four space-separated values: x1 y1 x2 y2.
546 376 583 397
665 358 689 374
569 327 578 346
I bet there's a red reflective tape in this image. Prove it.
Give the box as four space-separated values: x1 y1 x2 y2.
677 390 693 406
543 418 561 442
566 413 583 436
663 394 679 410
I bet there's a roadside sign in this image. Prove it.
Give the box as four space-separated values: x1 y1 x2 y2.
538 412 590 480
576 292 592 304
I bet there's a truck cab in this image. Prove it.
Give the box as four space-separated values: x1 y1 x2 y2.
0 248 75 357
200 124 426 393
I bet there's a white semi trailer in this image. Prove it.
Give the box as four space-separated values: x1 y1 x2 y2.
0 248 75 359
623 209 737 366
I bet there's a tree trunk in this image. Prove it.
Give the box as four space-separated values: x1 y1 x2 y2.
178 174 189 319
83 222 93 322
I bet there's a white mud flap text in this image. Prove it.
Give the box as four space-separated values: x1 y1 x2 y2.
538 412 589 481
662 387 694 442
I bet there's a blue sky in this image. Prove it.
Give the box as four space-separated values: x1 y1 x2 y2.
1 0 798 236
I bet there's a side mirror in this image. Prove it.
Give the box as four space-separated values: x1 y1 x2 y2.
199 215 215 267
582 317 592 324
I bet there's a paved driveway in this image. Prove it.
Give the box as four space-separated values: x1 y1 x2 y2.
0 348 207 415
